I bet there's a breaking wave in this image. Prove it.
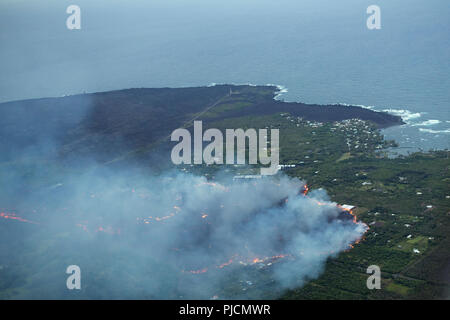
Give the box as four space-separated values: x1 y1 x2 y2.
411 120 441 127
382 108 423 123
419 128 450 134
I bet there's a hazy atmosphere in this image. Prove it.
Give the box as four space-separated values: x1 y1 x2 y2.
0 0 449 303
1 0 449 150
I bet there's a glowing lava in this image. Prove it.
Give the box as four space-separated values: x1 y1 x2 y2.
0 212 39 225
302 184 309 196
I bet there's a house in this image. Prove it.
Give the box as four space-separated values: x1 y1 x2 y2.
341 204 356 211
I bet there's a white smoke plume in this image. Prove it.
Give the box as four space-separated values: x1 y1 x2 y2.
1 165 367 299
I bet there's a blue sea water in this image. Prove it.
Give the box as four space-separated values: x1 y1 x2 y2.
0 0 448 151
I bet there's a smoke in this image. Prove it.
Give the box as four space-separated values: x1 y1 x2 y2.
0 159 367 299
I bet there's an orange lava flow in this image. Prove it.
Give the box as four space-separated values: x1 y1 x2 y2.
302 184 309 196
217 259 233 269
302 185 369 250
336 205 370 249
0 212 39 225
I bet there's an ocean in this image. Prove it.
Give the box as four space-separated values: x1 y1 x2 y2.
0 0 448 151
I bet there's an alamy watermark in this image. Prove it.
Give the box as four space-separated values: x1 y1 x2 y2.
66 5 81 30
171 121 279 176
366 265 381 289
367 5 381 30
66 5 380 31
66 265 81 290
